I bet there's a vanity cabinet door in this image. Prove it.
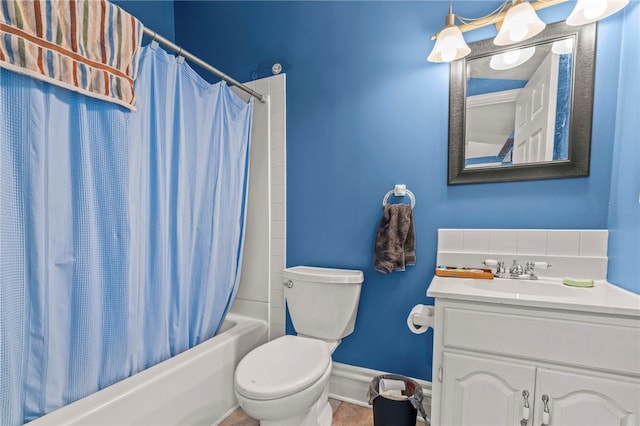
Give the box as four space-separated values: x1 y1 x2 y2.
441 352 536 426
533 368 640 426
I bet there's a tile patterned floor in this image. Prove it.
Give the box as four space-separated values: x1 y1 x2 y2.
219 398 371 426
219 398 421 425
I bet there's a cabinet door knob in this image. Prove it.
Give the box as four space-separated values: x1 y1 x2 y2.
540 394 550 426
521 390 530 424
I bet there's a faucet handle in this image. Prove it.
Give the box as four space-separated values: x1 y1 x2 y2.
533 261 552 270
483 259 506 275
525 262 536 275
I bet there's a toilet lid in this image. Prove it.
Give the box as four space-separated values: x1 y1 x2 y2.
235 335 330 400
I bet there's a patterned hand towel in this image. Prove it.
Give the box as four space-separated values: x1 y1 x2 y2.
0 0 144 110
374 204 416 274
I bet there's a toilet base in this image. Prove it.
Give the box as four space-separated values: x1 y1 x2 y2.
260 385 332 426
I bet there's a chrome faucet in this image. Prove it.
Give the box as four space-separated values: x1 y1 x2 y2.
484 259 543 280
510 260 524 275
483 259 550 280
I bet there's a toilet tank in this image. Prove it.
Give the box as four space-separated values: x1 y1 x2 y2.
282 266 364 340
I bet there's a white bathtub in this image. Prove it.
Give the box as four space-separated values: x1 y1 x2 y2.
26 313 268 426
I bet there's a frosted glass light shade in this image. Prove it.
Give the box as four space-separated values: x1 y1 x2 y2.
494 1 546 46
428 25 471 63
552 38 575 55
566 0 629 26
490 46 536 70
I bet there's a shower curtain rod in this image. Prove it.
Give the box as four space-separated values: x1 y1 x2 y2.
142 27 266 103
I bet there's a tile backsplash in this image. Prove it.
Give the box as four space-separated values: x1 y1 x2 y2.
437 229 608 279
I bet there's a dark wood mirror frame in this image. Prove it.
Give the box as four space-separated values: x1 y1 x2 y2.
448 21 596 185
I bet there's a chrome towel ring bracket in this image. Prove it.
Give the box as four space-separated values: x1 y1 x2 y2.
382 184 416 209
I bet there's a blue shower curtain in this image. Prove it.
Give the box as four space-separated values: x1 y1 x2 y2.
0 45 253 425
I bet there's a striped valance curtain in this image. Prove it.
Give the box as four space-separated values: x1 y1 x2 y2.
0 0 144 109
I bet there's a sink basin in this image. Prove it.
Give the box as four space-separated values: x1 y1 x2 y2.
463 278 590 298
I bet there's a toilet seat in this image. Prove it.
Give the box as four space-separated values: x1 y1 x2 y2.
235 335 330 400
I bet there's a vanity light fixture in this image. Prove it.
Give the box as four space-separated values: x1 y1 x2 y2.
427 1 471 63
428 0 629 63
494 0 546 45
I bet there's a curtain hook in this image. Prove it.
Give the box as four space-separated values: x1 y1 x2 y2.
150 32 159 50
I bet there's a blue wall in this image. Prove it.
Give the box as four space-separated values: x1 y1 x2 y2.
466 78 527 97
111 0 175 42
607 3 640 294
173 1 628 380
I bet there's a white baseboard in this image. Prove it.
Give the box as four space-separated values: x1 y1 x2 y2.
329 362 432 423
211 404 239 426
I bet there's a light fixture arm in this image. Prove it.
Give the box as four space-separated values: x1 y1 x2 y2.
430 0 568 40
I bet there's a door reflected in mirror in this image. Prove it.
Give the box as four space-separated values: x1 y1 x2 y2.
464 36 574 169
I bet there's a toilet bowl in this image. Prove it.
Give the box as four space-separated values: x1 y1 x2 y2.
233 266 364 426
234 336 333 426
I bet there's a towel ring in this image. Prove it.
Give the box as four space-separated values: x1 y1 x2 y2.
382 188 416 209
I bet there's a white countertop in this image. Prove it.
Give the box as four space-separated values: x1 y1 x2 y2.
427 276 640 317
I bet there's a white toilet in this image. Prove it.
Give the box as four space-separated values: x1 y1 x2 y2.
234 266 364 426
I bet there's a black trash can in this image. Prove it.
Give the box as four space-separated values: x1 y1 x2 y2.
367 374 428 426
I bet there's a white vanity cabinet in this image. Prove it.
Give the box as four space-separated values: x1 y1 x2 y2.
429 297 640 426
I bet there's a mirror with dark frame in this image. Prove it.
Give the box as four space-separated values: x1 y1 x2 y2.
448 21 596 185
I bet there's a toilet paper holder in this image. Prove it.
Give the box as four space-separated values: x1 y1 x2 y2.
411 308 433 327
407 304 434 334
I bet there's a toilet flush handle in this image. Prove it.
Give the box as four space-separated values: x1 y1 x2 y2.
282 280 294 288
